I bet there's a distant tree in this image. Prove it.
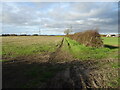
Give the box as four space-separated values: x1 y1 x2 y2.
10 34 17 36
33 34 38 36
64 29 72 35
20 34 27 36
2 34 8 36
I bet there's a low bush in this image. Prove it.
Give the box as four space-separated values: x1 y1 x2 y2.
67 30 103 48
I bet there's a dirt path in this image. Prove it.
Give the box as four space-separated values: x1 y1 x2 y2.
49 38 73 62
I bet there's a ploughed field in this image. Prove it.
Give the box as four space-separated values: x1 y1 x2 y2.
2 36 119 88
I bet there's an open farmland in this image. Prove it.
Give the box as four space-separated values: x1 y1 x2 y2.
2 36 119 88
102 37 119 46
2 36 63 59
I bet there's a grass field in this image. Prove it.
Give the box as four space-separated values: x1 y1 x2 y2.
102 37 119 46
2 36 63 59
2 36 119 88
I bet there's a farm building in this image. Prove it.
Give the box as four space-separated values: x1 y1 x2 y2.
106 34 119 37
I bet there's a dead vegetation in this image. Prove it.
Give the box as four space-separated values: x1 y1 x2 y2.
67 30 103 48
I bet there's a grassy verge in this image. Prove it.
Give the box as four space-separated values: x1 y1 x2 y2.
64 37 118 60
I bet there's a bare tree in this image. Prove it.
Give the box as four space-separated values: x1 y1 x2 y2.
64 26 72 35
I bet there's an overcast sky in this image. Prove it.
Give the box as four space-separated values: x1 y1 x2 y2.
2 2 118 35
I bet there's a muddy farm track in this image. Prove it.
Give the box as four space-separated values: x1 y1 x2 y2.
2 37 119 89
46 38 119 89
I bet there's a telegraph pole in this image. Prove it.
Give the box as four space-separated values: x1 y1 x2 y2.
70 25 72 31
26 31 27 35
39 27 41 35
38 19 42 36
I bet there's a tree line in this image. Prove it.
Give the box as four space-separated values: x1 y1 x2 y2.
1 34 42 36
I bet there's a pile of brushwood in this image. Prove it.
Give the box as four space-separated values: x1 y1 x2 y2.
67 30 103 48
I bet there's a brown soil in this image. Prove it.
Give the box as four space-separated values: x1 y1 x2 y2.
49 38 74 63
45 59 118 89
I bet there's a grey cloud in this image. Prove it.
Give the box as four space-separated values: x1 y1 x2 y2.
2 2 118 34
2 3 44 26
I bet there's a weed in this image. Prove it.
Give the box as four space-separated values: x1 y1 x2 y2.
110 62 120 69
108 78 120 88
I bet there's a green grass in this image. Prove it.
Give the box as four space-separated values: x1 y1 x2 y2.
63 37 118 60
102 37 119 46
2 43 57 58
